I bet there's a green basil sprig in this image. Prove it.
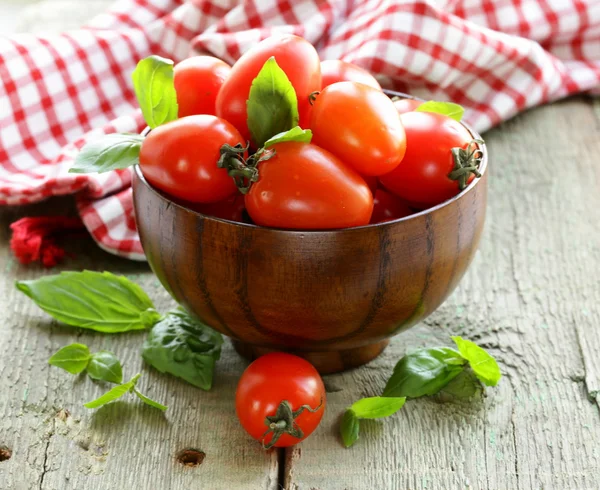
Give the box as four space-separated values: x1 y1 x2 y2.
49 343 123 384
142 308 223 390
84 373 167 411
49 343 91 374
451 336 501 386
16 271 162 333
69 133 144 174
341 397 406 447
263 127 312 148
247 56 299 148
415 101 465 121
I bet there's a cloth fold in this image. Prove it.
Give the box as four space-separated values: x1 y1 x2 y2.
1 0 599 261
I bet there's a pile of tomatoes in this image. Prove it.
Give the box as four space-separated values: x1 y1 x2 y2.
139 35 481 230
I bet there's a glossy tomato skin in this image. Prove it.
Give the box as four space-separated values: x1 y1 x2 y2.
236 353 326 448
320 60 381 90
370 188 413 223
379 111 474 208
393 98 422 114
310 82 407 177
245 142 373 229
174 56 231 117
139 115 242 203
216 35 321 143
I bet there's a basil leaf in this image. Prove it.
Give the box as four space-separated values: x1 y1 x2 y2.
48 343 91 374
247 57 299 148
350 396 406 419
16 271 161 333
340 409 360 448
87 351 123 384
452 336 501 386
84 373 141 409
142 307 223 390
69 133 143 174
264 127 312 148
133 388 168 411
132 55 178 128
416 101 465 121
435 370 482 402
382 347 466 398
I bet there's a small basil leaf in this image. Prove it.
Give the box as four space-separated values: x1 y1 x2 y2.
435 370 482 402
340 409 360 448
416 101 465 121
16 271 161 333
84 373 141 409
87 351 123 384
350 396 406 419
382 347 466 398
132 55 178 128
69 133 143 174
263 127 312 148
48 343 91 374
142 307 223 390
133 388 168 411
452 336 501 386
247 57 299 148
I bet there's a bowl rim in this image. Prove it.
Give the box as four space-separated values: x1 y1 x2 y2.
134 90 488 235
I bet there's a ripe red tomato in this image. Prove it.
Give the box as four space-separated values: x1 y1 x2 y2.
174 56 231 117
379 112 476 208
236 353 326 448
186 194 245 222
320 60 381 90
370 188 413 223
363 175 378 196
393 98 422 114
139 115 242 203
310 82 407 176
216 35 321 143
244 142 373 229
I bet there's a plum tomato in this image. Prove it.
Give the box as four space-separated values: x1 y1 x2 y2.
139 115 243 203
363 175 378 196
370 188 413 223
244 141 374 230
309 82 407 177
173 56 231 117
216 35 321 143
379 111 481 208
393 98 422 114
236 353 326 449
185 194 245 222
320 60 381 90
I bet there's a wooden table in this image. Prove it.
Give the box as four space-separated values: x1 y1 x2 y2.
1 98 599 489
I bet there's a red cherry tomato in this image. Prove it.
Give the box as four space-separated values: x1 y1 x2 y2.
310 82 407 176
379 112 476 208
174 56 231 117
245 142 373 229
393 98 422 114
236 353 326 448
186 194 245 222
139 115 242 203
370 188 413 223
216 35 321 143
320 60 381 90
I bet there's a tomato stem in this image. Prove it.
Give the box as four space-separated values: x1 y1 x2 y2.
260 398 323 450
308 91 320 106
448 139 484 190
217 143 274 194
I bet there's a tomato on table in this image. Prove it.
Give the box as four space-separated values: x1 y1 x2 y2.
216 35 321 143
236 353 326 448
379 111 480 208
242 142 374 230
139 115 243 203
174 56 231 117
320 60 381 90
310 82 407 176
393 98 422 114
370 188 413 223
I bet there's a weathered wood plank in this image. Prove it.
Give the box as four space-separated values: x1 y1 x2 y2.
284 98 600 490
0 199 278 490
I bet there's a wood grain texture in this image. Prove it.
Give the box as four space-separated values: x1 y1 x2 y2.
0 201 278 490
284 97 600 489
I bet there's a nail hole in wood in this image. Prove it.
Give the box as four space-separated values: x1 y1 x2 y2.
176 448 205 467
0 447 12 462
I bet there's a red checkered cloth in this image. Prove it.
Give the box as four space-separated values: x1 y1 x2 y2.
1 0 599 261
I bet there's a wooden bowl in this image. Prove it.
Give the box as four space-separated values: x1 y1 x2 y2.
132 96 488 374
